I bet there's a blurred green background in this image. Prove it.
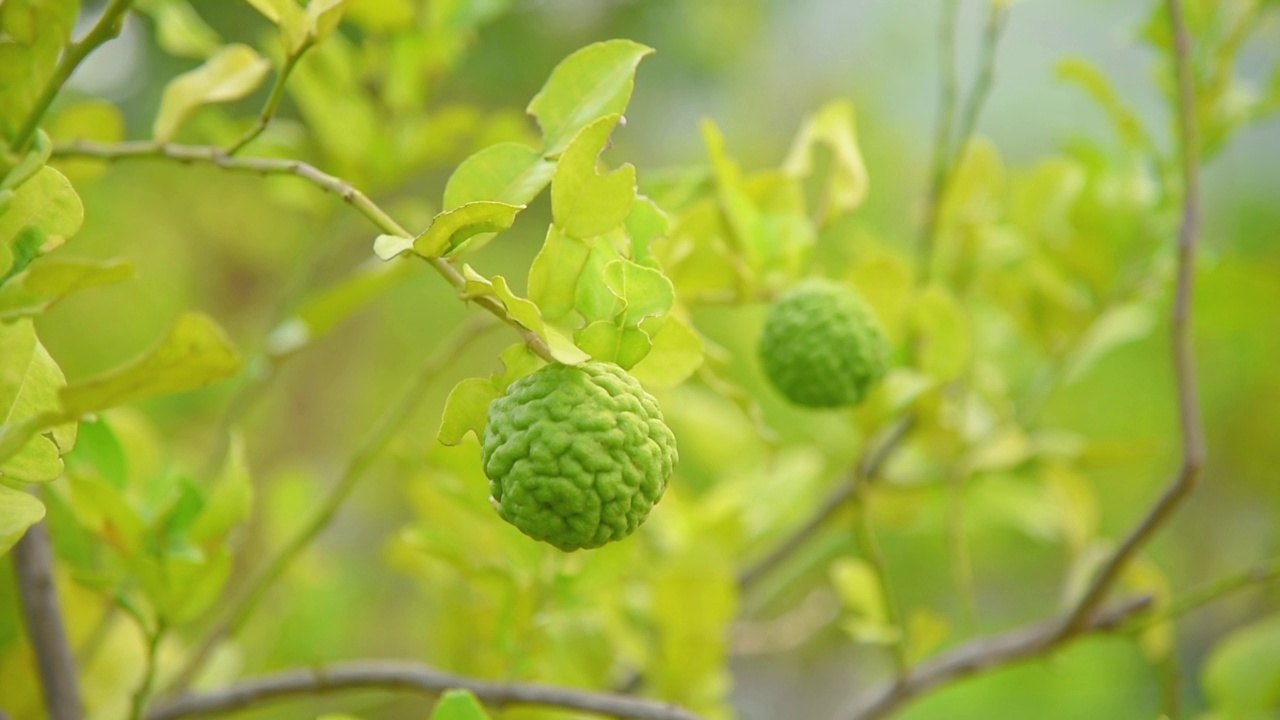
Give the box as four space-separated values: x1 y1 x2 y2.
3 1 1279 719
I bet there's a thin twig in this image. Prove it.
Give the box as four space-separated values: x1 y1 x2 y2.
736 416 913 592
843 595 1153 720
166 317 498 692
950 5 1009 171
851 491 908 676
916 0 960 277
1127 557 1280 635
148 661 706 720
225 42 311 155
50 139 556 362
130 622 166 720
1058 0 1204 636
8 0 134 153
13 520 84 720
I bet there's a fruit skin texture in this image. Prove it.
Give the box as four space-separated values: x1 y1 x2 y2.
758 279 891 408
481 361 678 551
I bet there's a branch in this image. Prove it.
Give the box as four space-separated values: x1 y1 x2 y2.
916 0 960 277
737 416 912 592
13 520 84 720
1128 557 1280 635
147 661 706 720
9 0 134 153
50 139 556 362
843 595 1153 720
166 317 497 692
225 41 312 155
1058 0 1204 636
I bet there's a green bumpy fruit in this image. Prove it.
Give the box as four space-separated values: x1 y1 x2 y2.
481 361 678 551
758 279 891 408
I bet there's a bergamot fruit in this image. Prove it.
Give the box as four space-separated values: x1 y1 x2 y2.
758 279 891 408
481 361 678 551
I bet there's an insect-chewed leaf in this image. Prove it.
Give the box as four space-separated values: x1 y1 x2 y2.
551 114 636 239
603 258 674 327
527 39 653 156
628 314 704 388
60 312 241 416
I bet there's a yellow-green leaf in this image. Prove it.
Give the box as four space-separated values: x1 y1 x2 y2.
411 202 524 259
527 39 654 156
60 313 241 416
551 114 636 238
153 44 272 143
0 257 133 321
0 485 44 556
438 377 502 447
783 99 870 223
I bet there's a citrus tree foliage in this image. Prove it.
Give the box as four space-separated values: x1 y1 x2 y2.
1 1 1279 720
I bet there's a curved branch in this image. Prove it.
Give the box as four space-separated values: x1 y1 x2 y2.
50 140 555 362
843 595 1152 720
1058 0 1204 636
147 661 706 720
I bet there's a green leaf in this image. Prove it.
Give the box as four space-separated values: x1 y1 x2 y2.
0 319 73 481
190 433 253 548
628 314 704 388
380 202 523 260
1062 303 1156 383
0 257 133 321
2 129 52 192
0 485 44 556
575 321 651 369
551 114 636 238
626 195 669 268
783 99 870 223
306 0 348 45
527 39 654 156
430 689 491 720
443 142 556 210
0 166 83 276
528 226 591 323
136 0 224 59
905 608 950 664
60 312 241 416
830 556 887 624
243 0 309 51
1204 614 1280 716
912 285 972 381
66 473 147 554
459 265 590 365
437 377 502 446
573 239 626 324
0 0 78 145
152 44 273 143
603 258 675 327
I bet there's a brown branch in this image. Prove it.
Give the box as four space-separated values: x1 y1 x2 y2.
1058 0 1204 636
50 140 556 362
147 661 706 720
737 416 913 592
13 520 84 720
843 595 1153 720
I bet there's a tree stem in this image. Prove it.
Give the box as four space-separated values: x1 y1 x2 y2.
13 520 83 720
